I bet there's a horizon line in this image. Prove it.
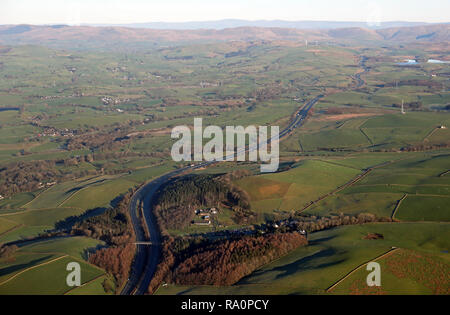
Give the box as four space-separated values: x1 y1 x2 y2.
2 19 450 27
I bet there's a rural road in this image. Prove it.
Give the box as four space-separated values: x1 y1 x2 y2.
121 94 324 295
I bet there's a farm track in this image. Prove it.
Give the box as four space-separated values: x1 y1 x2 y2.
391 194 408 220
0 223 23 237
298 157 413 213
20 187 52 209
298 168 373 212
326 247 400 293
0 206 81 217
423 127 439 142
359 128 374 146
0 254 68 286
356 183 450 187
57 175 127 208
317 159 362 171
439 170 450 177
63 273 106 295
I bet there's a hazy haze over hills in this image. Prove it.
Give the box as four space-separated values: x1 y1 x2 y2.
0 23 448 50
87 19 436 30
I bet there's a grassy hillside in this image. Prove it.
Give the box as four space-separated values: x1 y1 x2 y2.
0 36 449 295
0 237 109 295
157 222 449 295
235 160 360 214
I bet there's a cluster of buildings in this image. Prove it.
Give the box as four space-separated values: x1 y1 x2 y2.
37 181 57 189
106 66 125 73
37 127 74 137
271 219 308 236
39 95 65 100
189 208 307 237
199 81 222 88
192 208 218 226
66 66 77 73
101 96 131 106
39 92 85 100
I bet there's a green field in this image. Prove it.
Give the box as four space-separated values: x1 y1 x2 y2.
0 37 449 295
157 222 450 295
66 275 115 295
22 175 124 210
395 195 449 222
235 160 361 214
329 248 449 295
0 237 106 295
293 152 449 217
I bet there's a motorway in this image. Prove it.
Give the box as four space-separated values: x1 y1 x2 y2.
121 94 323 295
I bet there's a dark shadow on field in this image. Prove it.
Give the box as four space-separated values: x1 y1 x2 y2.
110 195 124 208
65 179 107 195
13 236 69 248
65 187 83 194
0 255 52 277
0 107 19 112
176 287 199 295
276 161 297 173
53 207 107 230
238 248 345 284
308 235 337 245
54 193 125 231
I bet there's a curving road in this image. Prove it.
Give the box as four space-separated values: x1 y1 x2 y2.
121 94 323 295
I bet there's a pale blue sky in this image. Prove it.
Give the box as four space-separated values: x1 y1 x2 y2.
0 0 448 25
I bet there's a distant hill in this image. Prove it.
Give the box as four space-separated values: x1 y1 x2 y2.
89 19 433 30
328 27 384 41
377 24 450 42
0 23 448 50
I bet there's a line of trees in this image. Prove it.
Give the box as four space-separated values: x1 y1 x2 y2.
0 159 99 197
284 212 392 234
400 142 450 152
65 130 131 151
0 147 168 197
0 157 125 197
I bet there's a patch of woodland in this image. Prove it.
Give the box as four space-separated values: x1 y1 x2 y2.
0 157 127 197
69 189 136 291
148 231 307 293
153 173 254 232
